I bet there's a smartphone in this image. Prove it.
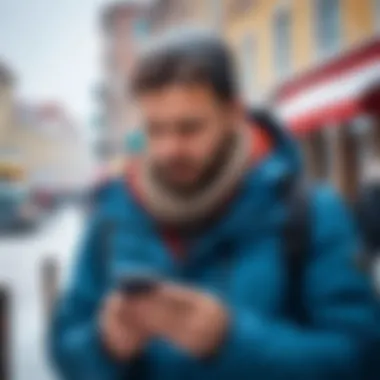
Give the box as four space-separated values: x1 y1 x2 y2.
117 274 160 296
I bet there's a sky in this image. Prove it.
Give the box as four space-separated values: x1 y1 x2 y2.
0 0 112 130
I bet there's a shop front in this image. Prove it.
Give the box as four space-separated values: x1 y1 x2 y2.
276 38 380 201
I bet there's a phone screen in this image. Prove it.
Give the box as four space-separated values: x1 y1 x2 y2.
118 275 159 296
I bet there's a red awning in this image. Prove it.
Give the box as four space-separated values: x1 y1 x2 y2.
275 37 380 134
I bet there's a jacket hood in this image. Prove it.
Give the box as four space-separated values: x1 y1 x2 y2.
248 109 302 185
194 110 305 247
92 110 305 267
121 110 303 224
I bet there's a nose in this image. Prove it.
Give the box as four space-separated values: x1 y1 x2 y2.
160 134 184 158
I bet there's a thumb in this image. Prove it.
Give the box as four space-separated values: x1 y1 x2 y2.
157 283 198 310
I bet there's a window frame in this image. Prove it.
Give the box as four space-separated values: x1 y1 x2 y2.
240 32 258 105
313 0 342 61
210 0 223 31
374 0 380 32
228 0 256 19
272 2 293 80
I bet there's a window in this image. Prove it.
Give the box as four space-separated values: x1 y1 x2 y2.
314 0 341 58
375 0 380 31
210 0 223 30
228 0 256 18
340 124 361 199
133 18 150 41
240 33 257 104
309 129 330 180
273 7 292 79
324 125 338 181
350 116 376 184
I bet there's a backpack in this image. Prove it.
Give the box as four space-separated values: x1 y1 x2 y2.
285 177 380 321
355 183 380 296
251 109 311 322
280 178 311 324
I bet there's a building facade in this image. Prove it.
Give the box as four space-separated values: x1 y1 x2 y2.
224 0 379 100
0 62 15 147
224 0 380 199
148 0 222 32
97 0 380 199
99 1 151 160
0 62 93 194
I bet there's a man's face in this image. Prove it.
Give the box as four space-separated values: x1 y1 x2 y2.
138 84 239 194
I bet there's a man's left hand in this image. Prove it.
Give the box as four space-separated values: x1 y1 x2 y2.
130 284 229 358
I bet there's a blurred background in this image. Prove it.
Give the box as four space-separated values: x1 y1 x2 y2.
1 0 380 379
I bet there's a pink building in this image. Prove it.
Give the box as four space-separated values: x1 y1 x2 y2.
99 0 151 157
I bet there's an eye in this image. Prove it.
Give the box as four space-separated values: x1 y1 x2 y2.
178 118 205 136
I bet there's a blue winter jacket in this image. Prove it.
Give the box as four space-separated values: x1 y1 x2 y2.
50 115 379 380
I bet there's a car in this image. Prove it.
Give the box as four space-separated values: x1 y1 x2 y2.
0 159 45 233
0 182 44 232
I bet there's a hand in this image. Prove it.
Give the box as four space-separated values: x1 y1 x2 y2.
99 292 148 361
131 284 229 358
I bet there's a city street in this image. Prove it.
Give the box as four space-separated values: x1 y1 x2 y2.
0 206 85 380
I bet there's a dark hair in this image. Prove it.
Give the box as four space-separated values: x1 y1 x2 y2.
131 28 238 102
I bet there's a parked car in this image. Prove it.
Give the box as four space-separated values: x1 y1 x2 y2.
0 164 43 232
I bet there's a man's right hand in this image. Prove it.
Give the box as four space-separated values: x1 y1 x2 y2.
99 293 147 361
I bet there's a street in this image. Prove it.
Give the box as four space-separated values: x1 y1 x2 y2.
0 206 85 380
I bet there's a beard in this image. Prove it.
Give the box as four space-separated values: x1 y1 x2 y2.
150 130 238 198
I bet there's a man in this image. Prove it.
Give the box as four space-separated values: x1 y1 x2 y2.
50 30 379 380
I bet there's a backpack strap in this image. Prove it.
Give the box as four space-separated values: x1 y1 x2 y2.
99 219 116 283
282 178 311 324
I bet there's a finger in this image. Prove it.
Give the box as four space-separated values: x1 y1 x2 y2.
107 293 126 319
106 308 127 338
124 285 201 340
132 295 187 339
157 283 196 301
132 297 171 332
138 285 198 328
153 283 199 315
109 326 141 359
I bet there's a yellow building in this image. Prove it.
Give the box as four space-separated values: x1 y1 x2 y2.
224 0 379 102
0 62 93 191
0 63 15 145
146 0 223 36
224 0 380 199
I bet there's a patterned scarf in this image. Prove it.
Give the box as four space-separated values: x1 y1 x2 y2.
135 127 252 226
